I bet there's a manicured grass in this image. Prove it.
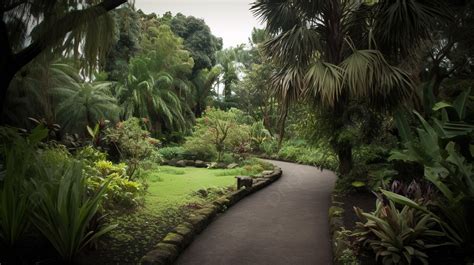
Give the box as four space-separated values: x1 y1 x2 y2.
144 166 238 212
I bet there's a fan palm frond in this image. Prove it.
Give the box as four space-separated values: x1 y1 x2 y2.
374 0 450 56
305 61 344 106
341 49 415 109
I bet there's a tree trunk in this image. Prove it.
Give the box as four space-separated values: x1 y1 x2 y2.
336 144 353 175
0 17 14 120
277 108 288 150
431 74 444 99
0 71 14 121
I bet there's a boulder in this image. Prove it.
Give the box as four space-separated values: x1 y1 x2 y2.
236 176 253 189
173 222 195 247
162 233 184 249
184 160 195 167
195 206 218 220
187 214 209 233
194 160 207 168
207 162 218 169
140 243 178 265
262 170 274 175
227 163 239 169
175 160 186 167
213 197 230 211
227 188 250 205
217 162 227 169
167 159 178 167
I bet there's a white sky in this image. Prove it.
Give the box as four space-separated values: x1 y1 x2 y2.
134 0 264 48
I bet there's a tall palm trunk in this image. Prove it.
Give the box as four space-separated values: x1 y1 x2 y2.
325 2 353 174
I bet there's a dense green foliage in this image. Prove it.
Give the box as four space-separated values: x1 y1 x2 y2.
0 127 115 261
2 1 474 264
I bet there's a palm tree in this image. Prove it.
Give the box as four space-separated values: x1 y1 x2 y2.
117 71 190 134
116 55 194 135
215 45 253 104
251 0 447 174
115 24 196 136
3 57 82 128
192 66 222 117
0 0 126 111
55 81 120 133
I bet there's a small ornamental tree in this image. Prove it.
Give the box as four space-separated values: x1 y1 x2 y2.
185 108 250 162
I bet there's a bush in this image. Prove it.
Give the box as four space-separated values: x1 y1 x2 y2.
182 138 217 161
249 121 271 151
353 144 390 165
276 140 338 170
278 141 302 161
185 108 251 162
74 146 107 166
259 138 278 156
157 146 186 161
105 118 159 178
220 153 237 164
0 127 117 261
242 157 274 171
86 160 144 209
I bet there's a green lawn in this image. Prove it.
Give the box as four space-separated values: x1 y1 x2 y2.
143 166 242 212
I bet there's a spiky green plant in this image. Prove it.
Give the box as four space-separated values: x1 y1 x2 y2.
30 161 117 261
354 199 449 265
0 126 48 246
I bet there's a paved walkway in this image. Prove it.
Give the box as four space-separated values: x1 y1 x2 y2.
175 160 337 265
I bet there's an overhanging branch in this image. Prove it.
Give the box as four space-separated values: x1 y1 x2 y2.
12 0 127 72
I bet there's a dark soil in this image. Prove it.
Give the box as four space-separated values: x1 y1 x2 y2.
341 191 376 230
0 236 61 265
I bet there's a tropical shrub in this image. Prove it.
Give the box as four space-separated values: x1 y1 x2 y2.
353 199 448 265
105 118 159 178
249 121 271 150
182 137 217 161
259 138 278 156
74 145 108 166
390 98 474 252
87 160 144 209
157 146 186 161
387 180 436 205
275 140 338 170
242 157 274 171
55 82 120 134
30 161 116 261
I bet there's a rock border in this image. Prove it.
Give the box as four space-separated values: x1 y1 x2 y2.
140 166 283 265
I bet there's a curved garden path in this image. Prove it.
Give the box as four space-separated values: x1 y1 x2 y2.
174 160 337 265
